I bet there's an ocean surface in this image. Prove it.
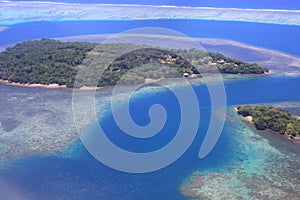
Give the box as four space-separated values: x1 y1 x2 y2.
1 20 300 57
1 75 300 199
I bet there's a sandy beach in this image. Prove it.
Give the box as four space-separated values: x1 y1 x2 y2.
0 79 67 89
0 78 163 89
0 79 111 90
244 115 253 123
234 107 253 123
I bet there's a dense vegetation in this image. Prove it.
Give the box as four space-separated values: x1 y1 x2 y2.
0 39 269 88
237 105 300 137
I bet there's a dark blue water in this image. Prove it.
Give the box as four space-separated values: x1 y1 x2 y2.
10 0 300 10
1 75 300 200
1 20 300 56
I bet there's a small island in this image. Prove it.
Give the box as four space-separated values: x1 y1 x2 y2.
0 39 269 88
237 105 300 139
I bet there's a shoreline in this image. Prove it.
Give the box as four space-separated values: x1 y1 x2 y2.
234 107 254 123
0 78 165 89
0 79 68 89
0 79 104 90
0 73 267 90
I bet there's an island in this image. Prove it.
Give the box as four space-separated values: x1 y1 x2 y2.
237 105 300 139
0 39 268 88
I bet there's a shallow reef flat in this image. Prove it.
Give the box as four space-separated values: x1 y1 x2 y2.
0 80 179 162
0 85 77 160
181 107 300 200
0 84 112 161
198 38 300 75
1 1 300 25
268 102 300 116
0 73 190 162
58 34 300 75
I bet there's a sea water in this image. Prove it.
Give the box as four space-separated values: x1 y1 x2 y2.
1 75 300 199
1 20 300 56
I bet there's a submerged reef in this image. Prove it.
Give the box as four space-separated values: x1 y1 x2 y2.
181 108 300 200
0 81 173 161
181 172 241 199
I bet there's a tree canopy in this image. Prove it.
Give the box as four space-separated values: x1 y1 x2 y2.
237 105 300 137
0 39 269 88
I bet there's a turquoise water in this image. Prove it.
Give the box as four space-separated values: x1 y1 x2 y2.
1 75 300 199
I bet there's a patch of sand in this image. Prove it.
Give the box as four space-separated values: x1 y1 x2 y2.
0 80 67 88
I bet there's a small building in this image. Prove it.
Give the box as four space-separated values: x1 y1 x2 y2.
183 73 189 77
217 60 225 64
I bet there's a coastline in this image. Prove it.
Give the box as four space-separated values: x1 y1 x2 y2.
0 79 67 89
0 79 101 90
0 78 164 89
0 73 265 90
234 107 253 123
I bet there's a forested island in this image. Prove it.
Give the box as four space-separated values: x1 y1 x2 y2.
237 105 300 138
0 39 269 88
